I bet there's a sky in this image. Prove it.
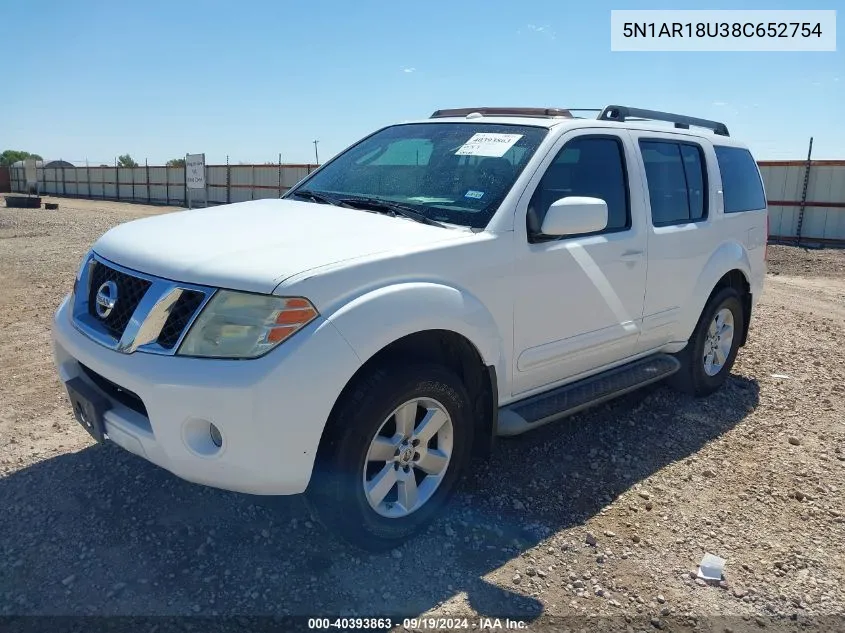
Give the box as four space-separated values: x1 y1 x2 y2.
2 0 842 165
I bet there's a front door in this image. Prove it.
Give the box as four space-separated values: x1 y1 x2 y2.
511 130 648 396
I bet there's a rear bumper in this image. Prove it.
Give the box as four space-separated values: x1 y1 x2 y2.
52 294 361 495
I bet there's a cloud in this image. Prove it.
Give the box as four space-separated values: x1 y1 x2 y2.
518 23 556 39
402 67 416 73
712 101 728 107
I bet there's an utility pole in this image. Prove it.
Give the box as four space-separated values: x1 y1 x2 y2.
795 136 814 245
313 140 319 165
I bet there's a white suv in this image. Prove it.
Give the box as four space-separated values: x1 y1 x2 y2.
53 105 768 549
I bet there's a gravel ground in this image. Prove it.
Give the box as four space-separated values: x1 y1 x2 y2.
1 198 844 632
766 244 845 279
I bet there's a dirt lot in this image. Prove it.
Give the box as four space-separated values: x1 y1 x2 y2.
1 197 844 631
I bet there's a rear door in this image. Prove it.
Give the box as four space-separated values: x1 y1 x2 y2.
629 132 716 352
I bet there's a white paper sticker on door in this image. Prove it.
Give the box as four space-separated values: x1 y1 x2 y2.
455 133 523 157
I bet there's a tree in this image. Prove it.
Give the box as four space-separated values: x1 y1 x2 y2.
117 154 138 168
1 150 43 166
166 158 186 168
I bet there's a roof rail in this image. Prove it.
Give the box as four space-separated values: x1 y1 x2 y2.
597 105 730 136
430 107 573 119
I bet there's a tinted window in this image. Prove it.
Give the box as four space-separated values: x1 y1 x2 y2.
529 136 630 235
681 145 706 220
363 138 433 166
714 146 766 213
640 141 689 225
640 140 708 226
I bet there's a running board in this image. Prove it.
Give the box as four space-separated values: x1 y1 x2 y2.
497 354 680 437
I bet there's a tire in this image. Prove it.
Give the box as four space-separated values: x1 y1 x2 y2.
306 363 474 551
668 287 744 398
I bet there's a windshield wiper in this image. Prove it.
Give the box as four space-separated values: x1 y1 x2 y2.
291 189 354 208
339 196 448 228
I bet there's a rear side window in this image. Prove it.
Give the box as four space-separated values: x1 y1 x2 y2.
680 145 706 220
639 140 708 226
714 146 766 213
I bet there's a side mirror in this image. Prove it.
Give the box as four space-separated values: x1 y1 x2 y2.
540 196 608 237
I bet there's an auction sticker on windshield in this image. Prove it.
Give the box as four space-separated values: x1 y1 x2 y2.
455 133 523 157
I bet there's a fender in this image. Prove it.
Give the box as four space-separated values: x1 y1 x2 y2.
676 240 751 342
326 282 506 381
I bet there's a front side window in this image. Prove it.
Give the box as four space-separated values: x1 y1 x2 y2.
714 146 766 213
287 123 548 228
527 136 630 237
639 140 708 226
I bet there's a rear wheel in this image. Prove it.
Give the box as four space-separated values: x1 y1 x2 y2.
669 287 744 397
306 363 473 550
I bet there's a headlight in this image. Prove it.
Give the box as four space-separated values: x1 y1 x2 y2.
178 291 319 359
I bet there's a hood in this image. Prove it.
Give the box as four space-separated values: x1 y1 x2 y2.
93 199 466 293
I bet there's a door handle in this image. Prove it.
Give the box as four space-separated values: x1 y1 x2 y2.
621 249 644 258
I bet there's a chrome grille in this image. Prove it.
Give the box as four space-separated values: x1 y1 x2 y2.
71 254 214 356
157 290 206 350
87 261 152 338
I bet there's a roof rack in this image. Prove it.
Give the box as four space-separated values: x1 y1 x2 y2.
430 107 574 119
598 105 729 136
427 105 730 136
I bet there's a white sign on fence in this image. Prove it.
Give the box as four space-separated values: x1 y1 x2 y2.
24 158 38 193
186 153 206 189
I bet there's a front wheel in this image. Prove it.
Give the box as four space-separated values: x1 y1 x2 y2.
306 363 474 550
669 287 744 397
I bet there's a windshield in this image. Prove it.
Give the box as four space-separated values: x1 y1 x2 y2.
287 122 548 229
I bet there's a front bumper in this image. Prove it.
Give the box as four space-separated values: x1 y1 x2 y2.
52 294 361 495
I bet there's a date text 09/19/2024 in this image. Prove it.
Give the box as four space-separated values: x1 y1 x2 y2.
307 617 528 629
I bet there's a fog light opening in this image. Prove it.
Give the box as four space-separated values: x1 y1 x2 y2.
209 423 223 448
182 418 225 457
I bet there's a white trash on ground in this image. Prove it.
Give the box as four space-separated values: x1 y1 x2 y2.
697 553 726 582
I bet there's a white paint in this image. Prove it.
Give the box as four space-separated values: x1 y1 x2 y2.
92 199 470 294
52 111 768 499
53 295 360 495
